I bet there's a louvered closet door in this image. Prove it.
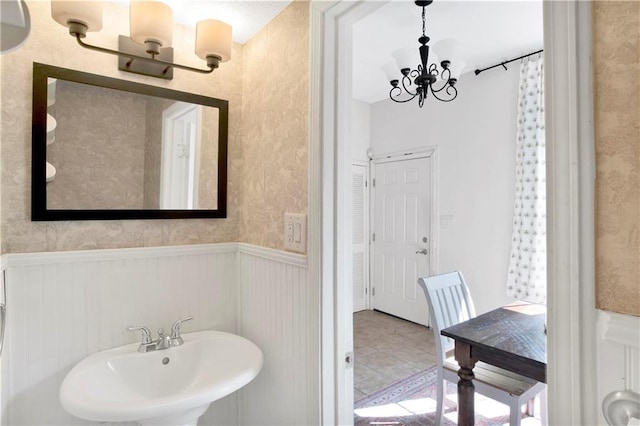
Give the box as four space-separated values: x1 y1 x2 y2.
372 156 431 326
352 163 369 313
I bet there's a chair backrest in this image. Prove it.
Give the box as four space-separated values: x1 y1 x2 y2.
418 271 477 365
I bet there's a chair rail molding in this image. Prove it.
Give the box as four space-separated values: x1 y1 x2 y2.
598 310 640 394
600 311 640 348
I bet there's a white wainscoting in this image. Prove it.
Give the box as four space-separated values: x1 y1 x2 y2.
236 244 314 426
0 243 311 426
597 310 640 425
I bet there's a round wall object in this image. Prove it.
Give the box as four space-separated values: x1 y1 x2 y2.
1 0 31 54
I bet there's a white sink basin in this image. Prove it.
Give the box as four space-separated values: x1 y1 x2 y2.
60 330 263 426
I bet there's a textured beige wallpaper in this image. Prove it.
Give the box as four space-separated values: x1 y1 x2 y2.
198 107 220 210
48 81 147 209
1 1 246 253
239 1 309 249
593 1 640 316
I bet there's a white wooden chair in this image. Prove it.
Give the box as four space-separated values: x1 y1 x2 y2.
418 271 546 426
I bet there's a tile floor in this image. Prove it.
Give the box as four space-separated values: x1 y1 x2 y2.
354 310 437 401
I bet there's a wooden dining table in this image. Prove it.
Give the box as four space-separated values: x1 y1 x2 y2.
440 301 547 425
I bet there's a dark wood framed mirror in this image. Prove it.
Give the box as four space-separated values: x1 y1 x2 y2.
31 63 228 220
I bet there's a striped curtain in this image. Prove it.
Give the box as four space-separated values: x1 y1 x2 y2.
506 57 547 304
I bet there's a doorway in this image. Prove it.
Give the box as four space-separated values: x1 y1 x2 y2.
160 102 202 209
311 1 596 425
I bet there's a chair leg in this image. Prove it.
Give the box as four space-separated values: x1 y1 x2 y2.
435 376 444 426
526 398 535 416
509 401 522 426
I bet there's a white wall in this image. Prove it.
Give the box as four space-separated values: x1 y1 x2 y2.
370 67 521 314
0 244 314 425
350 99 371 162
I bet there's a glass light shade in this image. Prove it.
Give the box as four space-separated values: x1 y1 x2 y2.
391 47 418 71
433 38 460 62
130 0 173 47
195 20 232 62
448 60 467 80
51 0 103 31
381 61 400 82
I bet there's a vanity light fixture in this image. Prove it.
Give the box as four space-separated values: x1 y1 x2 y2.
50 0 232 80
381 0 461 106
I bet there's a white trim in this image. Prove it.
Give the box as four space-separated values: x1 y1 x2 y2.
370 145 437 163
1 243 308 269
2 243 238 266
544 1 597 424
237 243 308 268
308 2 329 424
575 2 599 422
600 311 640 348
309 2 336 423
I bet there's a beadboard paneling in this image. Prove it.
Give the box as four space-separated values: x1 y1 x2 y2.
597 310 640 424
1 245 238 426
236 245 314 425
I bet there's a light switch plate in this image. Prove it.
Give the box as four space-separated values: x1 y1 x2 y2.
284 213 306 253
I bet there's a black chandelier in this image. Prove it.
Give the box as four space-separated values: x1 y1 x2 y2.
383 0 460 106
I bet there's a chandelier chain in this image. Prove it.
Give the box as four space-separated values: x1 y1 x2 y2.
422 6 426 38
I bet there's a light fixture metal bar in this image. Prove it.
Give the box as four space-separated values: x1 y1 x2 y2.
75 35 215 78
117 35 174 80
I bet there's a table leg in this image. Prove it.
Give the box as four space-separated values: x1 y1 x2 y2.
455 341 477 426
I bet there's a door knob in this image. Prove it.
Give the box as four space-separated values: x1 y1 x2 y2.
416 248 428 255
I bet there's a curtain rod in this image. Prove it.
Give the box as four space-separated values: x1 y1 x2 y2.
474 49 544 76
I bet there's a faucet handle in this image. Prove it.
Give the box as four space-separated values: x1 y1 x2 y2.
170 316 193 342
127 326 153 344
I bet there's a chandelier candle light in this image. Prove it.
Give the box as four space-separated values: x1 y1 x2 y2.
50 0 232 80
382 0 462 106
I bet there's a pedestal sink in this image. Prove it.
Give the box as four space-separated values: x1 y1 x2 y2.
60 330 263 426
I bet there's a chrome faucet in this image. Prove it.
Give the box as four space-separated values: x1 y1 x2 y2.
126 326 156 353
127 316 193 353
155 328 172 350
170 316 193 346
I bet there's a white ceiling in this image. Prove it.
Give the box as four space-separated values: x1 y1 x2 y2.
168 0 293 44
352 0 543 104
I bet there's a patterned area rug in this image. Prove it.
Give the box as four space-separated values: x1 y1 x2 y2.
354 366 541 426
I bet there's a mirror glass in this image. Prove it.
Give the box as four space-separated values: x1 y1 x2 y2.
32 63 228 220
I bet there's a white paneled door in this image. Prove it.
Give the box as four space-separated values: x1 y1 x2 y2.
372 156 431 326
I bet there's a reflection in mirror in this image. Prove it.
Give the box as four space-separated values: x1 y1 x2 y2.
46 80 219 210
32 63 228 220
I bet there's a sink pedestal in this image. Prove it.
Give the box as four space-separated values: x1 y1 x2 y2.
137 404 210 426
